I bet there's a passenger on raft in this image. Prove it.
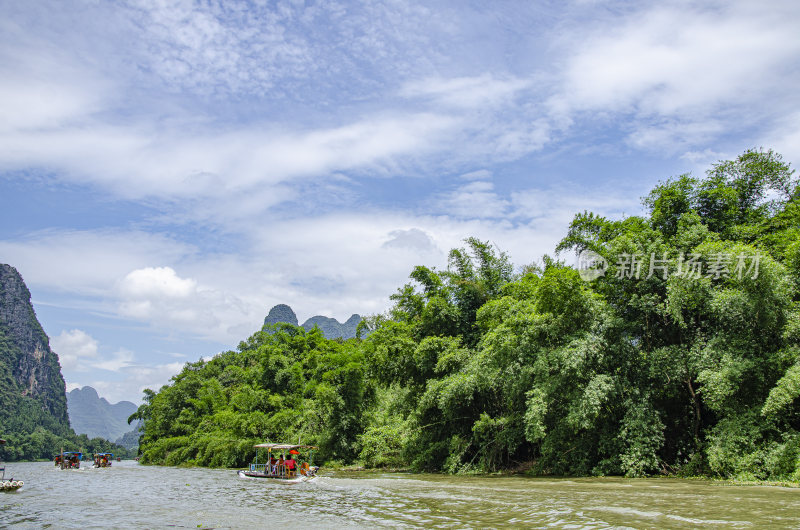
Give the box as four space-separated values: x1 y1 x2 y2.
285 455 296 477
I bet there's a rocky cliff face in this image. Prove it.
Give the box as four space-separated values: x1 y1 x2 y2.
263 304 362 339
67 386 138 441
0 264 70 435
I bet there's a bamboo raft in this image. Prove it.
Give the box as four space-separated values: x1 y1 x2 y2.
0 438 23 491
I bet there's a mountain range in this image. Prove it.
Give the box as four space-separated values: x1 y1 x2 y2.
263 304 362 339
66 386 138 443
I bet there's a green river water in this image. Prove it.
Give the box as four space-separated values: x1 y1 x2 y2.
1 461 799 528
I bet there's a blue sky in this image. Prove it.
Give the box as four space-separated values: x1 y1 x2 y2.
1 0 799 404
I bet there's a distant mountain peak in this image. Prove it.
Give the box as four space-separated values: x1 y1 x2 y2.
262 304 362 339
344 314 362 325
66 385 137 441
263 304 298 327
70 385 99 398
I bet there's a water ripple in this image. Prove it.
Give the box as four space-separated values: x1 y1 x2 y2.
1 463 799 528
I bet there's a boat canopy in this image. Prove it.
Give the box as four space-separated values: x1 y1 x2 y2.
61 452 82 457
96 453 114 456
253 443 318 450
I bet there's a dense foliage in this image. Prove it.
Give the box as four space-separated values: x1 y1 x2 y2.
0 326 69 447
136 149 800 481
132 325 369 467
0 428 134 462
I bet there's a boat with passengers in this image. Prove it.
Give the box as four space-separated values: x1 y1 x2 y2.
238 443 319 483
93 453 114 468
54 451 82 469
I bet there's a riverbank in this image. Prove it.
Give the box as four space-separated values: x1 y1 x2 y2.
125 452 800 488
282 461 800 488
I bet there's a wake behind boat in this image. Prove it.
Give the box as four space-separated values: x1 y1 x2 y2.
238 443 319 483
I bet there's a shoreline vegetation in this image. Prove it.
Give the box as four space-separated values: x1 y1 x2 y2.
327 465 800 488
129 149 800 484
129 460 800 488
13 457 800 488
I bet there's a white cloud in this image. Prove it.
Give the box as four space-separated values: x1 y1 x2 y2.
402 74 531 109
1 0 797 210
382 228 439 253
435 180 511 219
122 0 449 98
116 266 257 343
460 170 493 181
51 329 99 371
626 119 726 153
76 361 186 405
553 2 800 153
0 9 548 212
561 4 800 115
765 112 800 168
93 348 136 373
52 330 135 374
119 267 197 301
0 17 111 134
511 187 642 225
0 112 460 202
0 230 193 296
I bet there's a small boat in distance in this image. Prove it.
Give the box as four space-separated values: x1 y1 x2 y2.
54 451 82 469
1 439 24 491
93 453 113 468
238 443 319 483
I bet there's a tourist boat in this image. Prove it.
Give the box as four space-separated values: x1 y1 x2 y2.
93 453 114 468
1 439 24 491
54 451 83 469
238 443 319 483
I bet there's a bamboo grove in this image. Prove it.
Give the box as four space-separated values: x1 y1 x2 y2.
132 149 800 480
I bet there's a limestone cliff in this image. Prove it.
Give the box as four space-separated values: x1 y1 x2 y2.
263 304 299 327
0 264 70 436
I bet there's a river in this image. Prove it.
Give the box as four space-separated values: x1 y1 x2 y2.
1 461 799 528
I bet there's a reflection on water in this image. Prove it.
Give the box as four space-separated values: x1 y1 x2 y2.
1 461 799 528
